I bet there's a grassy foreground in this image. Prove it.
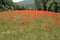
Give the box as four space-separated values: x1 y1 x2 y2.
0 10 60 40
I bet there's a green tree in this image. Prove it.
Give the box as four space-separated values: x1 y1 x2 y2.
0 0 14 11
34 0 48 10
34 0 60 12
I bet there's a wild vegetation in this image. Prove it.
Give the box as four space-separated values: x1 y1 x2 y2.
34 0 60 12
0 0 60 13
0 0 15 11
0 10 60 40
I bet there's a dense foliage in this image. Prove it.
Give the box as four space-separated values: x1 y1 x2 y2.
0 0 27 11
0 0 15 11
0 0 60 13
34 0 60 12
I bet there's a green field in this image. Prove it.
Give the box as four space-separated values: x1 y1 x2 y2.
0 11 60 40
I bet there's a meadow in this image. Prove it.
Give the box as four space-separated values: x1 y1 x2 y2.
0 10 60 40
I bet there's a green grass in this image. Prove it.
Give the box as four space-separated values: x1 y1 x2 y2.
0 12 60 40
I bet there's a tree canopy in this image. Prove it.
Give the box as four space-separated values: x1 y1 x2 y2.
34 0 60 12
0 0 60 13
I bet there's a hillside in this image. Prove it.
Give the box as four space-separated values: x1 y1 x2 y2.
16 0 35 6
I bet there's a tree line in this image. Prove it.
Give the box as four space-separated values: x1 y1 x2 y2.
0 0 60 13
34 0 60 12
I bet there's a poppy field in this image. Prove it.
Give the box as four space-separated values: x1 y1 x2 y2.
0 10 60 40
